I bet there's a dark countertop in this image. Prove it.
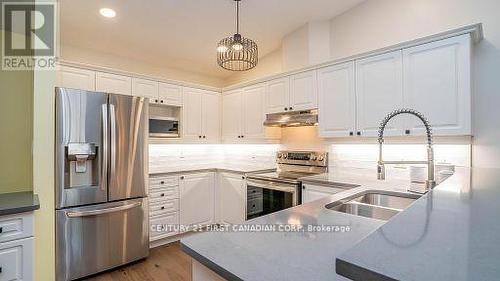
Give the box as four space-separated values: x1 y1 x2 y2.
0 191 40 216
336 168 500 281
181 168 411 281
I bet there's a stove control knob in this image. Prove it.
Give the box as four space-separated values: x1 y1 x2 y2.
318 155 324 161
277 153 283 159
283 154 288 159
310 155 317 161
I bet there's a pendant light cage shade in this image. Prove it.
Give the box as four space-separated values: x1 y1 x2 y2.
217 34 258 71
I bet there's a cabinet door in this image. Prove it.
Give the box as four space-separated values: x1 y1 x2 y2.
302 184 345 204
202 91 221 142
182 88 203 140
0 237 34 281
96 72 132 96
180 173 215 226
289 70 318 111
219 173 246 224
242 84 266 139
403 34 471 136
318 62 356 138
132 78 158 103
56 66 95 91
356 50 404 137
266 77 290 113
159 83 183 106
221 90 243 141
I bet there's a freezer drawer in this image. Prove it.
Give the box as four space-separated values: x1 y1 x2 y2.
56 198 149 281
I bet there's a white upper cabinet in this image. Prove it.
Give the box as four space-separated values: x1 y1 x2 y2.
96 72 132 96
56 66 96 91
266 77 290 114
242 84 266 139
183 88 220 142
159 83 183 106
222 90 243 140
318 62 356 138
132 78 158 102
356 50 404 137
183 88 203 140
289 70 318 111
402 34 471 136
202 91 221 142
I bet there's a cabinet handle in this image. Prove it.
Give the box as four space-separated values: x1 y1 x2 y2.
154 99 158 103
242 176 245 180
203 135 206 139
160 100 164 103
405 129 411 135
302 185 306 189
160 193 165 197
0 266 2 273
160 181 165 184
180 176 184 180
238 136 241 138
357 131 361 136
252 204 255 208
0 227 2 233
241 135 244 138
161 206 165 210
349 132 354 136
289 107 293 110
284 107 288 111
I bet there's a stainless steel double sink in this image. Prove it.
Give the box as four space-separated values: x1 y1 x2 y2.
326 191 422 221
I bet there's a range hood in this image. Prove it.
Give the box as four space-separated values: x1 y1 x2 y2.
263 109 318 127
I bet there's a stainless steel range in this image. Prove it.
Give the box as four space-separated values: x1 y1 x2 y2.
246 151 328 219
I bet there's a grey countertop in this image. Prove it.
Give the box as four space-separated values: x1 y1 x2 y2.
181 168 412 281
149 162 277 175
336 167 500 281
0 191 40 216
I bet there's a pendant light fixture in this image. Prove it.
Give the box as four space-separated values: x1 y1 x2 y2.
217 0 258 71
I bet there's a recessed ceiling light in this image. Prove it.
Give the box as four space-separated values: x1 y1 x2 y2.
99 8 116 18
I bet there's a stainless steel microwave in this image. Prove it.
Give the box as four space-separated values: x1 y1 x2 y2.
149 116 179 138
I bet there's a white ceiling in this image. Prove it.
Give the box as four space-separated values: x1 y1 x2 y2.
60 0 365 79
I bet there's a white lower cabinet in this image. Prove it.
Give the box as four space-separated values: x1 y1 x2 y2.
148 175 180 242
302 183 345 204
0 213 34 281
218 173 246 224
179 172 215 226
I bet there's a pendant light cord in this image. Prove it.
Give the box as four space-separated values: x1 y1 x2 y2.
236 0 240 34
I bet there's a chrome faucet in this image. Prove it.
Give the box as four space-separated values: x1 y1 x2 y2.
377 109 435 194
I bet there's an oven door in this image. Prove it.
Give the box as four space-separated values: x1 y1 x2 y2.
246 178 299 220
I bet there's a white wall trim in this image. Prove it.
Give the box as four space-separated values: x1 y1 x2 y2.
223 23 483 91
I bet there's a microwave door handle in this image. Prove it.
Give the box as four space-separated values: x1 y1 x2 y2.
101 104 109 191
109 103 117 180
66 201 142 218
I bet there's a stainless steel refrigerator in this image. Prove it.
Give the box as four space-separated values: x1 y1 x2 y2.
55 87 149 281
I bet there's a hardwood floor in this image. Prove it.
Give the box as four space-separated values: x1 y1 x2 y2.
85 242 192 281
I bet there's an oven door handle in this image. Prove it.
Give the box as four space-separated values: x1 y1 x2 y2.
246 180 298 194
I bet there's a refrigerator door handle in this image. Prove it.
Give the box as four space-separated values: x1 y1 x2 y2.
66 201 142 218
101 104 109 191
109 103 117 180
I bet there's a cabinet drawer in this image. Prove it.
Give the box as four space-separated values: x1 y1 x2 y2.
0 237 33 281
149 176 178 189
0 213 34 243
150 187 178 202
150 199 179 216
150 212 179 241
